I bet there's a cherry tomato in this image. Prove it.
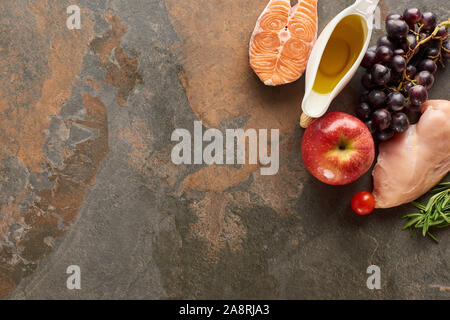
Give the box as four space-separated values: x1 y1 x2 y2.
351 192 375 215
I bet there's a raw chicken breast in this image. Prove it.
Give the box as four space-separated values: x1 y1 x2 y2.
249 0 318 86
373 100 450 208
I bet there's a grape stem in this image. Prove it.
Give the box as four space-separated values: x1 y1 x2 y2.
406 20 450 64
414 24 424 44
399 20 450 91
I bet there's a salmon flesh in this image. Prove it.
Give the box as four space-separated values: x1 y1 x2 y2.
249 0 318 86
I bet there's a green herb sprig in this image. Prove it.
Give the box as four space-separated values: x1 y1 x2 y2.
402 182 450 243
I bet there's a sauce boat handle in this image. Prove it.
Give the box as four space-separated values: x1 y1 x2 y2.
353 0 379 18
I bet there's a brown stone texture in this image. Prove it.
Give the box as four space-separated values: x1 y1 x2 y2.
1 0 449 299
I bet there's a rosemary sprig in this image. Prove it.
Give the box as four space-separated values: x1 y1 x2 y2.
402 182 450 243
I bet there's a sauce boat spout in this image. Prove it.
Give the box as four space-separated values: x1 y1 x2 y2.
354 0 380 18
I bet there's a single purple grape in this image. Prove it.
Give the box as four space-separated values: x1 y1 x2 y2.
415 71 435 90
386 19 409 39
365 120 377 135
391 55 406 72
387 92 405 112
369 90 387 108
377 129 395 142
376 46 394 63
356 102 372 120
409 85 428 106
390 112 410 133
436 26 448 38
421 12 437 31
373 109 392 131
377 35 395 49
361 72 375 89
403 8 422 28
406 65 417 79
361 50 377 68
371 64 391 85
405 109 421 124
423 47 440 58
417 59 437 74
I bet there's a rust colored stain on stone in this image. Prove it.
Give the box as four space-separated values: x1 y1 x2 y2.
164 0 302 131
164 0 306 192
182 165 258 193
0 0 94 172
148 0 310 298
188 192 246 263
85 78 101 90
162 0 308 201
0 1 112 298
118 120 154 173
32 94 109 226
90 15 143 107
0 92 109 298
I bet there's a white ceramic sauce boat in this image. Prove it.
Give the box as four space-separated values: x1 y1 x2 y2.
301 0 379 119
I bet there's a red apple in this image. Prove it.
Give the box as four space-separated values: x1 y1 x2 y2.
301 112 375 185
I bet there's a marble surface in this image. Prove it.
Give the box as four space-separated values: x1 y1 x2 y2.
0 0 449 299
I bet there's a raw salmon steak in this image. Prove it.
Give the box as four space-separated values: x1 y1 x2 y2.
372 100 450 208
249 0 318 86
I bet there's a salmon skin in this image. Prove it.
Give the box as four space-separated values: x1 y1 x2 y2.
249 0 318 86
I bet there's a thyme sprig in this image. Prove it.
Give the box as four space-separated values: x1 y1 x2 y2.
402 182 450 243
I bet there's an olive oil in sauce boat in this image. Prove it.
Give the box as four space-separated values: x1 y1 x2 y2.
300 0 379 128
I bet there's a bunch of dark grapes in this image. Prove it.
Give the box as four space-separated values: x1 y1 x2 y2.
357 8 449 142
